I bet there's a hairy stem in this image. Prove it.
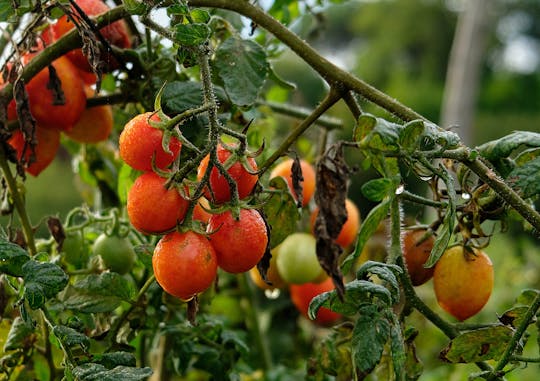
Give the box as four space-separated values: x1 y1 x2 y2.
256 100 344 130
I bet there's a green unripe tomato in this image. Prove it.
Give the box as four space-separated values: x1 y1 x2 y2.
276 233 324 284
62 231 90 269
92 233 136 274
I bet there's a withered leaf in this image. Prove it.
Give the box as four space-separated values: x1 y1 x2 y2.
46 64 65 106
291 154 304 208
255 209 272 285
187 296 199 326
47 217 66 252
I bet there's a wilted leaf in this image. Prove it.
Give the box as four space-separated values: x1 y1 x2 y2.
476 131 540 162
353 114 378 143
263 176 300 248
498 306 535 328
214 37 269 106
93 352 137 369
399 120 425 151
71 363 153 381
387 311 406 380
439 326 513 363
360 117 400 152
356 261 402 304
0 239 30 276
22 260 68 309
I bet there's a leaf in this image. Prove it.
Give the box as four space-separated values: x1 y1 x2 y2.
62 273 134 313
342 198 392 273
0 1 15 22
22 260 68 309
498 306 535 329
361 178 396 202
3 317 35 351
93 352 137 369
71 363 153 381
360 117 401 152
0 239 30 276
353 114 377 142
267 65 296 90
117 164 138 205
386 311 406 380
175 23 211 46
476 131 540 162
356 261 402 304
507 156 540 199
214 37 269 106
264 176 301 248
439 326 514 363
399 120 425 151
53 325 90 351
352 304 391 375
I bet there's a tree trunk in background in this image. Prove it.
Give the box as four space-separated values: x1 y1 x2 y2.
440 0 492 146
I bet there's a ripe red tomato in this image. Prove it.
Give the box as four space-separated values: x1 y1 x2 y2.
9 126 60 176
197 144 258 204
7 55 86 131
127 172 190 234
153 231 218 301
402 229 435 286
433 246 494 321
119 112 182 172
269 158 316 207
310 198 361 249
289 277 341 326
45 0 131 72
207 208 268 273
64 87 113 143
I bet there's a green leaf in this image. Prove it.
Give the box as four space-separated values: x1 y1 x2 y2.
53 325 90 351
263 176 301 248
214 37 269 106
267 65 296 90
498 306 533 329
476 131 540 162
0 240 30 276
161 81 226 114
352 304 391 374
0 0 15 22
507 156 540 199
516 289 540 305
117 163 139 205
175 23 211 46
386 311 406 380
356 261 402 304
342 198 392 273
439 326 514 363
353 114 378 143
123 0 147 15
360 117 401 152
22 261 68 309
361 178 396 202
191 9 211 24
93 352 137 368
399 120 425 151
3 317 35 351
71 363 153 381
62 273 134 313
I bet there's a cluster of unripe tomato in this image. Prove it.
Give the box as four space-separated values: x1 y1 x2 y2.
4 0 130 176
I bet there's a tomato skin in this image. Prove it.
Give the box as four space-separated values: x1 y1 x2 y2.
207 209 268 273
127 172 190 234
276 233 324 285
119 113 181 172
62 231 90 269
46 0 131 72
270 159 316 207
197 144 258 204
433 246 494 321
192 197 212 224
93 233 136 274
311 198 361 249
289 277 341 326
402 229 435 286
249 247 286 290
153 231 218 300
9 126 60 176
7 56 86 131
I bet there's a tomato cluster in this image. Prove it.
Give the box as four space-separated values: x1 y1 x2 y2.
4 0 130 176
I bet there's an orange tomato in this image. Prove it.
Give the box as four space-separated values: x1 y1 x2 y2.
9 126 60 176
402 229 435 286
289 277 341 326
310 198 361 249
270 158 315 207
249 248 286 290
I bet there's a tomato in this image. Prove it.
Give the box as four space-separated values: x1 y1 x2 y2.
310 198 361 249
433 246 494 321
46 0 131 73
192 197 212 224
270 159 316 207
402 229 435 286
197 144 258 204
249 247 286 290
9 126 60 176
153 231 218 301
61 230 90 269
127 172 190 234
276 233 324 284
64 87 113 143
93 233 136 274
289 277 341 326
7 55 86 131
207 208 268 273
119 112 182 172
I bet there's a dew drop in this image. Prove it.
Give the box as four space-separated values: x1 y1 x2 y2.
461 192 471 200
395 184 405 195
265 288 281 299
419 175 433 181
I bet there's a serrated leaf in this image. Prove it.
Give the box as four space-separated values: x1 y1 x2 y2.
353 114 378 142
53 325 90 351
399 120 425 151
175 23 211 46
161 81 227 114
439 326 513 363
191 9 211 24
361 178 396 202
0 240 30 276
3 317 35 351
342 198 392 273
215 37 269 106
507 156 540 199
22 260 68 309
264 176 301 248
62 273 134 313
352 304 391 374
476 131 540 162
71 363 153 381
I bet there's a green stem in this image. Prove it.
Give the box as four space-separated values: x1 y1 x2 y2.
0 145 36 255
510 355 540 363
488 292 540 379
256 100 344 130
400 190 447 208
